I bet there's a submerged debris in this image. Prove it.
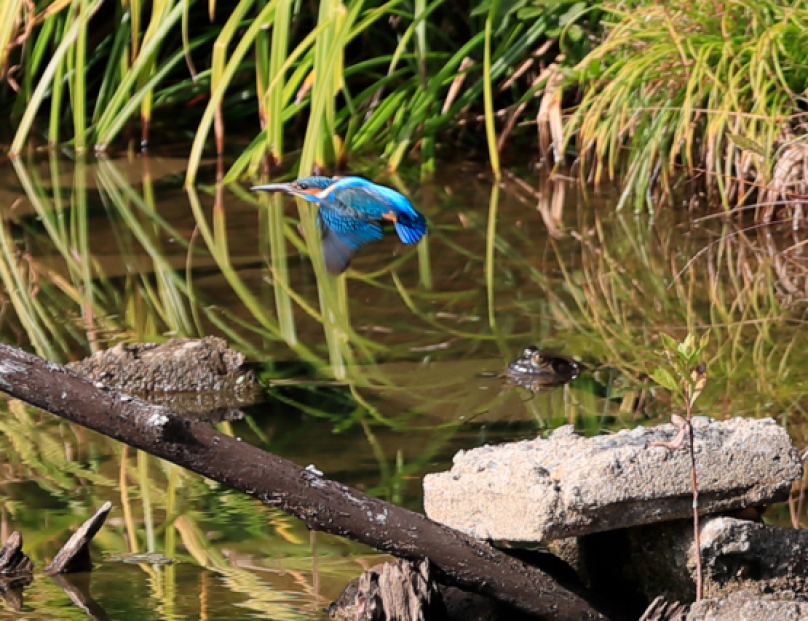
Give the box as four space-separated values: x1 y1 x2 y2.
68 337 257 394
102 552 173 565
0 503 114 615
67 337 260 419
0 531 33 586
46 502 112 575
327 560 448 621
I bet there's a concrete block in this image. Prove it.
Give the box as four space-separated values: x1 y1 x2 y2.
423 418 801 541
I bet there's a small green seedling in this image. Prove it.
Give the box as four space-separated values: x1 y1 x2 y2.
651 331 710 601
652 331 709 413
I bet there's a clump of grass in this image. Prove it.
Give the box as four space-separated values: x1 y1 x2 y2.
566 1 808 215
3 0 595 183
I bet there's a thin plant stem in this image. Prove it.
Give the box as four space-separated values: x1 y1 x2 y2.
684 385 702 601
485 182 500 329
482 0 501 179
797 468 807 528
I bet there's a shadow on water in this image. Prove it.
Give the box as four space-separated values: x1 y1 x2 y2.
0 153 807 618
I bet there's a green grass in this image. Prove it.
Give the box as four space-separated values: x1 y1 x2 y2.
2 0 595 181
566 0 808 214
8 0 808 216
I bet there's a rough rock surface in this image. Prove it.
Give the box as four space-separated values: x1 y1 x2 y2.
68 337 258 395
551 514 808 607
423 418 801 540
699 516 808 599
685 591 808 620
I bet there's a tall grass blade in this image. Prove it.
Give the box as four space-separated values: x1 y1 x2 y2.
263 194 298 345
185 0 278 186
137 0 172 146
483 0 501 179
265 0 292 167
72 0 89 152
95 1 185 150
0 0 24 78
47 48 67 148
10 0 102 156
96 48 189 153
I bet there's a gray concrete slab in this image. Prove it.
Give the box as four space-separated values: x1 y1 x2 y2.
424 417 801 540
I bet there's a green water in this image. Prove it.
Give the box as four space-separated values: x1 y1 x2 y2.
0 153 805 619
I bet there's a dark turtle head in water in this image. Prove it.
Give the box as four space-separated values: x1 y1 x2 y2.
506 346 581 390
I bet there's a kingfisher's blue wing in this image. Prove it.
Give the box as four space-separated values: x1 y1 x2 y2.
317 207 383 274
317 177 427 244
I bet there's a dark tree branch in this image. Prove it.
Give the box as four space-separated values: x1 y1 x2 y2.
0 343 610 620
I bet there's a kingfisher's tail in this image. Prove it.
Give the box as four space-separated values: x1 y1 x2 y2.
394 210 427 244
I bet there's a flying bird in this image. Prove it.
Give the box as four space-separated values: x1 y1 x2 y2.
251 175 427 274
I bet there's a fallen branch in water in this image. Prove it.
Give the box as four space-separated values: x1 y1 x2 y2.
0 342 611 621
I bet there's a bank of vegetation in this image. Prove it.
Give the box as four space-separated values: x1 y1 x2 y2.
2 0 808 215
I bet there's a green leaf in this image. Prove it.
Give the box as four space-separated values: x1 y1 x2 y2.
559 2 586 27
699 330 711 352
689 364 707 407
727 133 767 156
516 7 545 20
683 333 695 353
566 23 583 42
651 367 679 393
660 332 678 353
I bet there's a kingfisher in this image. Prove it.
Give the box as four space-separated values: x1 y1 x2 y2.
251 176 427 274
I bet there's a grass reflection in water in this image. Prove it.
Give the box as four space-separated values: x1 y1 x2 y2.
0 155 806 618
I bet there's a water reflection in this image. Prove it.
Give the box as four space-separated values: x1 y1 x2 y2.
0 153 807 617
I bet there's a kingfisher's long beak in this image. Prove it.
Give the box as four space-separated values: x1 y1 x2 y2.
250 182 296 193
251 183 323 203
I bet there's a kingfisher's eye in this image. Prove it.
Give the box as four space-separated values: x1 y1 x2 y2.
297 182 308 190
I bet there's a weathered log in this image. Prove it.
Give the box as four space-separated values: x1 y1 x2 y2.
329 560 540 621
45 502 111 575
0 531 33 611
638 597 687 621
0 531 33 578
327 559 446 621
0 343 611 620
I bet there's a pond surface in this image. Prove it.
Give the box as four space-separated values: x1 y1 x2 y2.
0 153 806 619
